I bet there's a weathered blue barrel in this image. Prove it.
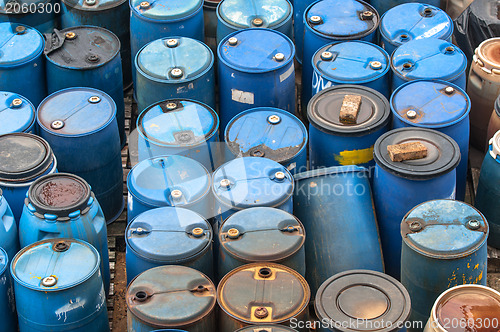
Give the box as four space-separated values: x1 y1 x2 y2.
293 166 385 296
293 0 315 64
475 130 500 249
373 128 460 279
0 23 46 107
11 238 110 332
129 0 204 62
216 0 293 44
127 156 212 223
391 38 467 91
218 28 295 132
312 41 390 99
37 87 124 224
370 0 442 15
380 3 453 56
127 265 216 332
217 263 310 332
126 206 213 283
0 0 58 34
0 133 57 222
0 247 16 332
236 326 298 332
0 92 36 135
401 200 488 332
135 37 215 113
19 173 111 295
391 80 470 201
224 107 308 174
0 189 19 264
308 85 390 170
315 270 411 332
136 99 219 170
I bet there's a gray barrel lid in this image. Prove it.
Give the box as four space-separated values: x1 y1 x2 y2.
315 270 411 332
0 23 44 67
402 200 488 259
37 87 116 136
0 247 7 276
308 85 390 136
44 26 120 69
130 0 202 20
127 265 216 327
11 238 100 291
217 0 292 29
373 128 461 180
61 0 127 10
126 207 211 263
236 325 298 332
220 207 305 262
217 263 310 324
0 133 54 182
0 92 36 135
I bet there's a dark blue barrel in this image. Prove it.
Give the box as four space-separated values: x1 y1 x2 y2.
216 0 293 44
135 37 215 113
127 155 212 223
391 38 467 91
0 92 35 135
370 0 442 15
218 28 295 132
203 0 220 54
475 130 500 249
293 0 316 64
0 247 16 332
236 326 298 332
19 173 111 295
312 41 390 99
37 87 124 224
379 3 453 56
224 107 308 174
391 80 470 201
308 85 390 170
11 238 110 332
0 23 46 107
373 128 460 279
127 265 216 332
293 166 384 296
0 133 57 222
0 0 58 34
44 26 126 147
315 270 411 332
0 189 19 265
136 99 219 170
400 200 488 332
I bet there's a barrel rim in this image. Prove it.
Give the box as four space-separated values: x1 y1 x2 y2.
293 165 368 181
61 0 128 11
0 23 44 68
129 0 203 22
476 37 500 71
0 247 7 277
0 91 36 134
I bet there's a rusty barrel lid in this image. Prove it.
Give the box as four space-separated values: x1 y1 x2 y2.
475 37 500 73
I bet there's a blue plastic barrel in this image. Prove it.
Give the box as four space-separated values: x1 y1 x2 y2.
293 0 316 64
218 28 295 132
37 87 124 224
0 133 57 222
0 92 35 135
224 107 307 174
401 200 488 332
391 80 470 201
0 23 46 107
19 173 111 295
0 247 16 332
370 0 442 15
0 189 19 265
236 326 298 332
11 238 110 332
0 0 57 33
391 38 467 91
127 265 216 332
373 128 461 279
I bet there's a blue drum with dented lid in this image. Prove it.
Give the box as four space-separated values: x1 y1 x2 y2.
37 87 124 224
0 0 57 34
0 189 18 264
0 248 16 332
0 92 35 135
370 0 442 15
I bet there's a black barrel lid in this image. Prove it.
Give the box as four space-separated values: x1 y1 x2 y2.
373 128 460 180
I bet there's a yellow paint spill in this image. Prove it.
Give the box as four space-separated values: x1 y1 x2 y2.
334 146 374 166
474 264 479 270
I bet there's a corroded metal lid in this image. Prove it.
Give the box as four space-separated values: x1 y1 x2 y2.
236 325 298 331
0 23 44 67
130 0 202 20
217 0 292 29
490 130 500 159
474 37 500 73
0 92 36 135
62 0 126 10
217 263 310 324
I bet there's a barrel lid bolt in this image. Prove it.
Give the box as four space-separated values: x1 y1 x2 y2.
274 53 285 62
192 227 204 238
11 98 23 108
400 34 409 42
258 267 272 278
87 54 100 62
171 189 183 200
251 149 264 157
361 11 374 20
252 18 263 26
51 120 64 130
402 62 413 71
227 228 240 239
166 102 177 110
65 31 76 40
268 114 281 124
274 171 286 181
228 37 238 46
320 51 333 61
423 7 433 17
135 227 146 235
406 110 417 119
135 290 148 302
42 276 57 287
170 68 183 79
370 61 382 70
53 241 70 252
166 38 178 48
85 0 96 5
89 96 101 103
444 86 455 95
285 225 296 232
467 219 481 230
15 25 26 34
139 1 150 9
309 15 321 24
445 46 455 54
220 178 232 188
409 221 422 232
254 307 269 319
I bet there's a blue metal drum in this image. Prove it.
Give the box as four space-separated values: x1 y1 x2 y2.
400 200 488 331
391 80 470 201
293 166 385 296
37 87 124 224
11 238 109 332
379 3 453 56
218 28 295 132
216 0 293 44
127 155 212 223
370 0 442 15
45 26 126 147
0 247 16 332
236 326 298 332
391 38 467 91
308 85 390 170
293 0 315 64
0 0 58 34
0 92 35 135
373 128 461 279
134 37 215 113
136 99 219 170
127 265 216 332
0 189 18 264
0 133 57 222
19 173 111 295
0 23 46 107
126 207 213 283
312 41 390 99
224 107 307 174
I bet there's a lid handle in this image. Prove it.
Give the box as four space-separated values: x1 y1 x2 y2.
387 142 428 162
339 94 362 124
43 29 67 55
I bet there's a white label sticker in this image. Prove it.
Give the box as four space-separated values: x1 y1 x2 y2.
231 89 254 104
280 64 294 82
